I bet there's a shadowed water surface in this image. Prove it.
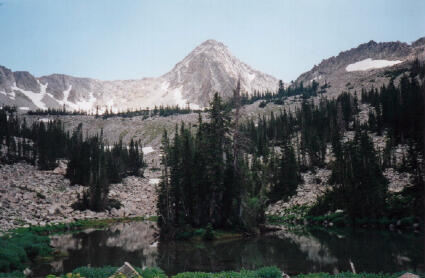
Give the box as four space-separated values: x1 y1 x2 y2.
34 222 424 277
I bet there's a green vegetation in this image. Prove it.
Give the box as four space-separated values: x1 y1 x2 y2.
0 271 24 278
27 104 202 119
44 266 166 278
0 217 148 276
173 267 282 278
0 230 52 273
158 92 268 238
294 272 421 278
0 108 146 212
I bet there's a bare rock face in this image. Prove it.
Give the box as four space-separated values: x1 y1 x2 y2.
294 37 425 99
162 39 278 106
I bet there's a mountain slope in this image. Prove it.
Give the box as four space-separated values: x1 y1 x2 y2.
0 40 278 112
294 37 425 97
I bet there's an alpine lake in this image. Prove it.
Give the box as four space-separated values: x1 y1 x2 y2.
33 221 424 277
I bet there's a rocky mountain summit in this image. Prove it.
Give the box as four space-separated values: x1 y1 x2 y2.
294 37 425 97
0 40 278 112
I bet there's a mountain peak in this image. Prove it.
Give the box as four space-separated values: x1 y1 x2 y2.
192 39 229 55
201 39 222 45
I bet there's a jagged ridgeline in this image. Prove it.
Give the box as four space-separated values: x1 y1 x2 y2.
158 59 424 237
0 109 146 211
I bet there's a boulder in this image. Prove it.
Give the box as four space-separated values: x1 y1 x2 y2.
397 273 420 278
109 262 141 278
23 267 32 277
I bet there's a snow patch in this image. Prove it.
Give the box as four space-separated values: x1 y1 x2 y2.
149 178 160 185
173 88 187 107
18 107 30 111
8 90 16 100
0 91 7 96
12 84 47 109
57 85 96 111
142 147 155 155
346 58 402 72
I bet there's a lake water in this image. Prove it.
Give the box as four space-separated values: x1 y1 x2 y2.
34 221 424 277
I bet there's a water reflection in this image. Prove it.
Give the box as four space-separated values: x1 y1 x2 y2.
34 222 424 277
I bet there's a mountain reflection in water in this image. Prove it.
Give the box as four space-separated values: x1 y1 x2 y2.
34 222 423 277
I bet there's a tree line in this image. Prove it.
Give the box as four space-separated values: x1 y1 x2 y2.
0 108 146 211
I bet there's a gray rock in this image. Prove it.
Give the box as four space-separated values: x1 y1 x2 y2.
397 273 420 278
109 262 141 278
23 267 32 277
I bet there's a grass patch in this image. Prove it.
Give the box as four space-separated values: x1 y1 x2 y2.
172 266 281 278
294 272 421 278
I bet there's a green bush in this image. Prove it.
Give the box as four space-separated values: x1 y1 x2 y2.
139 267 166 278
70 266 166 278
172 266 281 278
294 272 419 278
193 228 206 236
0 270 24 278
202 224 215 241
72 266 117 278
0 231 52 272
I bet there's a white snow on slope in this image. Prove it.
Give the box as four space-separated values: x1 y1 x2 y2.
346 58 402 72
57 85 96 111
149 178 161 185
173 87 187 107
142 147 155 155
19 107 30 110
8 90 16 100
0 91 7 96
12 84 47 109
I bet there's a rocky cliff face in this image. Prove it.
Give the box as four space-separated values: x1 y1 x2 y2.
162 39 278 106
0 40 278 112
294 37 425 97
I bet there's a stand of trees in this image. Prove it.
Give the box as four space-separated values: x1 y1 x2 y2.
27 104 203 119
158 93 268 238
0 108 146 212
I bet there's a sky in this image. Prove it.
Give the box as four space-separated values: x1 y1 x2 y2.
0 0 424 82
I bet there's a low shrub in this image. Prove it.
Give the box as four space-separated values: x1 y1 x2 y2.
172 266 281 278
68 266 166 278
294 272 419 278
0 270 24 278
0 231 52 272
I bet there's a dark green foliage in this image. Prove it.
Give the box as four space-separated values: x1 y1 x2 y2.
158 94 268 237
202 223 215 241
0 231 52 273
269 145 301 202
172 267 281 278
294 272 420 278
0 271 24 278
70 266 166 278
310 130 388 224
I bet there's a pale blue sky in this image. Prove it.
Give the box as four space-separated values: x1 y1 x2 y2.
0 0 424 81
